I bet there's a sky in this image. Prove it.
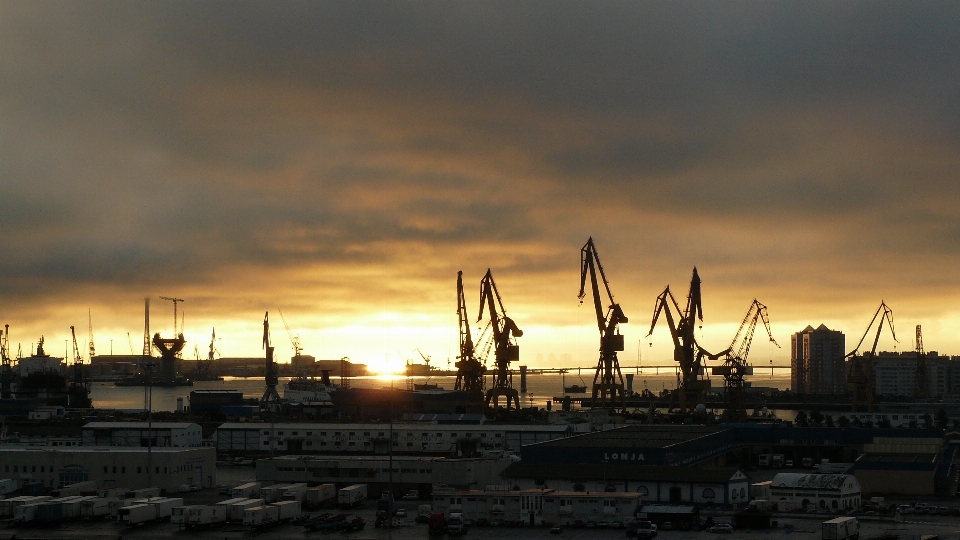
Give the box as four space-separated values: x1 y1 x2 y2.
2 2 960 374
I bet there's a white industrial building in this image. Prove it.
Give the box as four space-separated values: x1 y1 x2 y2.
81 422 203 448
767 473 861 511
215 422 580 455
0 447 216 492
431 488 642 527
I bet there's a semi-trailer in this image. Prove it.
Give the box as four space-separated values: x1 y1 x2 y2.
119 503 157 526
230 482 261 498
272 500 301 522
338 484 367 508
214 497 248 519
80 497 114 520
188 505 226 527
229 499 264 522
281 483 308 503
258 483 291 503
305 484 337 509
125 487 161 499
172 505 203 527
145 497 184 520
1 496 52 518
14 502 43 523
243 505 280 528
57 481 99 497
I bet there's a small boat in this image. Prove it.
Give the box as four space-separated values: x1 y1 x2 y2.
414 383 441 391
564 385 587 394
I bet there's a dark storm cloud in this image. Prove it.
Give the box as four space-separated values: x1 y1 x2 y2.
2 0 960 341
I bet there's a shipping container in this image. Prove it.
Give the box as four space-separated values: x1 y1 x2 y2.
244 505 280 528
119 503 157 526
823 517 859 540
272 500 301 522
281 483 308 503
259 483 291 503
338 484 367 508
229 499 264 522
305 484 337 508
230 482 261 499
188 505 226 527
1 496 51 518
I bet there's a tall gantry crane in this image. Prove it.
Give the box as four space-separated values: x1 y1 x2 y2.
915 325 928 399
578 237 628 408
455 271 485 401
278 309 303 358
0 325 10 399
712 300 779 421
87 309 96 361
647 268 728 414
159 296 185 358
845 301 897 412
68 325 92 408
478 269 522 412
260 312 281 409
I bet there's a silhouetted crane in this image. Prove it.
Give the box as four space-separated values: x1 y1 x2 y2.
455 271 486 401
68 325 92 408
578 237 628 408
260 312 281 410
915 325 928 399
478 269 522 412
713 299 778 421
845 301 897 412
647 268 728 414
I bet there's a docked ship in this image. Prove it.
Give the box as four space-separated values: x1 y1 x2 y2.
282 370 339 403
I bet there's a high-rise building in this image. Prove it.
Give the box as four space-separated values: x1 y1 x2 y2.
791 324 846 394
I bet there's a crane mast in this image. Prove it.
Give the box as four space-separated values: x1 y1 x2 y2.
0 325 10 399
915 325 928 399
455 271 486 401
713 299 779 421
87 309 96 361
68 325 92 408
845 301 897 412
260 312 281 410
578 237 628 408
478 269 522 412
647 267 727 414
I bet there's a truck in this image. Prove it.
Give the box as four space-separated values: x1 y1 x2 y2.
281 483 308 503
338 484 367 508
119 503 157 526
272 500 301 522
823 517 859 540
244 505 280 528
230 482 261 498
188 505 226 527
259 483 290 504
447 512 465 536
772 454 785 469
1 496 52 518
305 484 337 509
229 499 264 522
428 512 447 535
636 520 659 539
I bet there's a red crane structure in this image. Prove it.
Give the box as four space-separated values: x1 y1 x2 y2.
647 268 728 414
455 271 486 402
578 237 628 408
712 299 778 421
845 301 897 412
478 269 523 412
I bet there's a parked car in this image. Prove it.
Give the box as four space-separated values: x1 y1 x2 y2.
571 519 585 528
709 524 734 534
550 525 563 534
395 509 406 518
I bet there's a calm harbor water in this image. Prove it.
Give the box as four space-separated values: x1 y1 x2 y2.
89 367 792 413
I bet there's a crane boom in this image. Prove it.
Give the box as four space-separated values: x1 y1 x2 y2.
578 237 628 407
845 301 897 412
278 309 302 357
455 271 485 399
713 299 780 421
478 269 522 412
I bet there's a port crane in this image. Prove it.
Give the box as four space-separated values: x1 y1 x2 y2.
278 309 303 358
578 237 628 408
87 309 96 361
0 325 11 399
68 326 92 408
915 325 928 399
712 299 779 421
260 312 281 409
478 269 522 412
647 268 728 414
455 271 485 401
845 301 897 412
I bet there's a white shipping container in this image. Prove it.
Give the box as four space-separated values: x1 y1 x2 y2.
281 483 308 502
338 484 367 507
14 502 42 523
119 503 157 525
258 484 290 503
1 496 51 518
230 482 261 498
271 500 301 522
188 505 226 526
306 484 337 507
145 497 184 519
244 505 280 527
229 499 264 522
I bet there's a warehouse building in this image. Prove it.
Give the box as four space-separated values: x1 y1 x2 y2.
0 447 216 492
255 454 511 496
768 473 860 511
216 422 579 456
81 422 203 447
431 488 642 527
500 462 751 506
850 437 947 496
